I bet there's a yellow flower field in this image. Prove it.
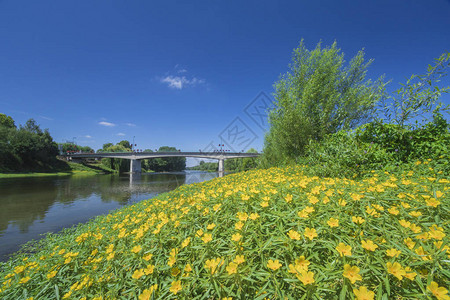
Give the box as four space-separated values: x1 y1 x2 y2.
0 164 448 299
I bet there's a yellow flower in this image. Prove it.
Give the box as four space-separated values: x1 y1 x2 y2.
249 213 260 220
106 252 115 261
231 233 242 242
226 262 238 275
304 206 315 213
132 269 145 280
426 198 441 207
144 264 155 275
386 248 401 257
336 243 352 257
204 258 222 274
235 221 244 230
184 264 192 272
409 211 422 217
132 245 142 253
287 229 301 240
139 284 158 300
260 201 269 208
267 259 282 271
19 276 31 284
285 194 293 203
327 218 339 228
105 244 114 254
343 264 362 284
361 240 378 251
169 280 182 295
415 246 430 260
47 270 57 279
352 216 365 225
296 270 315 285
297 210 309 218
351 193 364 201
399 219 411 228
388 207 399 215
196 229 204 237
386 262 406 280
168 256 176 267
339 199 347 206
428 225 446 240
403 267 417 281
427 281 450 300
353 286 375 300
202 233 212 243
308 195 319 204
236 212 248 221
304 227 318 240
207 223 216 230
404 238 416 249
234 255 245 265
181 237 191 248
435 191 444 198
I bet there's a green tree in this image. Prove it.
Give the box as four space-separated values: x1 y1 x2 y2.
147 146 186 172
263 40 385 165
118 140 132 150
380 52 450 126
0 114 16 129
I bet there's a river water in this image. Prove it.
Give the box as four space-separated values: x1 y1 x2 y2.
0 171 219 261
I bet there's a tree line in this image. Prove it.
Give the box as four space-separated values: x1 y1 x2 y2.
0 116 60 172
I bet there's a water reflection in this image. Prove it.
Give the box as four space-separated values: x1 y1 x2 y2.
0 171 218 261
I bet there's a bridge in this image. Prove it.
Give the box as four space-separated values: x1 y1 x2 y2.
67 152 260 173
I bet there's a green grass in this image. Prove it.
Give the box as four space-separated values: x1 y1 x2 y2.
0 161 114 179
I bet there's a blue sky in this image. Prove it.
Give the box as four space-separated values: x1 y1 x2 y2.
1 0 449 165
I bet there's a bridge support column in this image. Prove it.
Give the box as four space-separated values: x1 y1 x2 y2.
130 159 142 173
218 159 224 173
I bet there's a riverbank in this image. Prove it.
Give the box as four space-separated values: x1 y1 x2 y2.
0 163 448 299
0 161 114 179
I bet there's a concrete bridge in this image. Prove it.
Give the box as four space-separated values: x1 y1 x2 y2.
67 151 260 173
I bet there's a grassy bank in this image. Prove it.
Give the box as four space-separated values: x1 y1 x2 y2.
0 162 448 299
0 161 114 179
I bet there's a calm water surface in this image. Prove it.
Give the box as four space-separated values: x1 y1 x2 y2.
0 171 219 261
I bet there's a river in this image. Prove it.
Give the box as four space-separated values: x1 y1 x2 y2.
0 171 219 262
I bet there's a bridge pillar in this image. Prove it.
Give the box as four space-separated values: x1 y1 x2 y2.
218 159 224 173
130 159 142 173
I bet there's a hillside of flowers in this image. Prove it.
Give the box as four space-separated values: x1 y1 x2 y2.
0 162 448 299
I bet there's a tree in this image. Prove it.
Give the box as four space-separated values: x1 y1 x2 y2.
263 40 386 165
147 146 186 172
380 52 450 126
0 114 16 129
118 140 131 150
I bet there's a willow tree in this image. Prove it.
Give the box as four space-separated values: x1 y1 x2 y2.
262 40 386 165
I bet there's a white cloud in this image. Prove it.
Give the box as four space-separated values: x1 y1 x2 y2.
177 69 187 73
99 121 115 127
117 133 126 136
125 123 136 127
39 115 53 121
160 76 205 90
85 135 92 138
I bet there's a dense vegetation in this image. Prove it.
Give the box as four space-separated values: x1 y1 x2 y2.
261 43 449 180
0 162 448 299
189 149 258 173
0 116 61 172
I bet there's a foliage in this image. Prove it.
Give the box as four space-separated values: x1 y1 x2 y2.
300 115 449 178
59 143 94 154
380 52 450 126
0 164 448 299
189 161 218 172
263 40 386 166
100 144 131 173
0 115 59 172
144 146 186 172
